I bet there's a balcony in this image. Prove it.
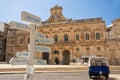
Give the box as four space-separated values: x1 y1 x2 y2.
54 41 75 46
106 38 120 41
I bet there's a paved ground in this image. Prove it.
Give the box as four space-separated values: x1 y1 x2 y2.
0 71 119 80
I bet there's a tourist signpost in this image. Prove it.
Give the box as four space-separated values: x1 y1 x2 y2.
9 58 46 65
16 52 30 58
35 38 54 44
35 32 46 39
9 58 28 65
21 11 41 26
9 11 54 80
9 21 29 31
35 46 51 52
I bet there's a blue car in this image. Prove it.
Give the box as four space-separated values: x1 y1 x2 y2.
88 57 110 80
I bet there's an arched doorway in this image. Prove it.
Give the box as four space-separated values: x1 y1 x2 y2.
42 52 49 64
62 50 70 65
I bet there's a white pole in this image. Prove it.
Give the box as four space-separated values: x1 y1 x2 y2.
24 24 36 80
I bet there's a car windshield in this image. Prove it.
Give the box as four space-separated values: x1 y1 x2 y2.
90 58 107 66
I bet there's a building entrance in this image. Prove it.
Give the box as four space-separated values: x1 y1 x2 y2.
62 50 70 65
42 52 49 64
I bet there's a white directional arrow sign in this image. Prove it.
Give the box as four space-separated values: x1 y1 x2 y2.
35 46 50 52
9 21 29 31
9 58 28 65
35 59 47 65
16 52 30 58
9 58 47 65
21 11 41 25
35 38 54 44
35 32 46 39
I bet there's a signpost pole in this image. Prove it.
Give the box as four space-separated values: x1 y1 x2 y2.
24 24 36 80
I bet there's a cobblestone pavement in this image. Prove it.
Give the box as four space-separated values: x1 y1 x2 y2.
0 71 120 80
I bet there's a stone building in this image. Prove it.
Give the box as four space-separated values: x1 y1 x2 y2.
106 18 120 65
5 5 112 65
36 5 107 65
0 22 9 62
5 28 29 62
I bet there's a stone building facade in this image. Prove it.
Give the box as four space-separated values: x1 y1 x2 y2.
5 29 29 62
0 22 9 62
5 5 119 65
36 5 107 65
106 18 120 65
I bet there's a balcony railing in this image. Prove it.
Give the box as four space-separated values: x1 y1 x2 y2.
106 38 120 41
54 41 75 45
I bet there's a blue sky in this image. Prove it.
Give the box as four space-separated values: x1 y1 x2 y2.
0 0 120 26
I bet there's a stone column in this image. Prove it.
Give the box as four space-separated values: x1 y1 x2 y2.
49 47 52 64
59 49 62 64
70 49 73 60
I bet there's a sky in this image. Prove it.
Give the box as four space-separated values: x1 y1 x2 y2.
0 0 120 26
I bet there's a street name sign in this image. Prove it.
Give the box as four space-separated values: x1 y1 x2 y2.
35 38 54 44
21 11 41 25
36 59 47 65
9 21 29 31
35 46 50 52
16 52 30 58
9 58 28 65
9 58 47 65
35 32 46 39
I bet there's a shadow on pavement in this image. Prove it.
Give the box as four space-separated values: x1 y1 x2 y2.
109 77 117 80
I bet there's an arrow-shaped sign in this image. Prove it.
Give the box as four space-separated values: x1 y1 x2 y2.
9 58 47 65
35 46 51 52
9 58 28 65
35 32 46 39
9 21 29 31
21 11 41 25
16 52 30 58
35 38 54 44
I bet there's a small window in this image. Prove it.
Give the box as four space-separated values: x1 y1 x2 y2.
96 32 100 40
54 35 58 43
64 34 68 42
86 33 89 40
97 47 101 51
76 34 79 41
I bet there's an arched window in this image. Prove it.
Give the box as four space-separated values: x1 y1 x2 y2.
86 33 89 40
97 47 101 51
54 35 58 43
64 34 68 42
96 32 100 40
76 34 79 41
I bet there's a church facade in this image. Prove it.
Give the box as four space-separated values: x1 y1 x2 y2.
5 5 120 65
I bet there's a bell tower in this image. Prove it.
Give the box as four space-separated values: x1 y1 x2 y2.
50 5 63 17
46 5 68 22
